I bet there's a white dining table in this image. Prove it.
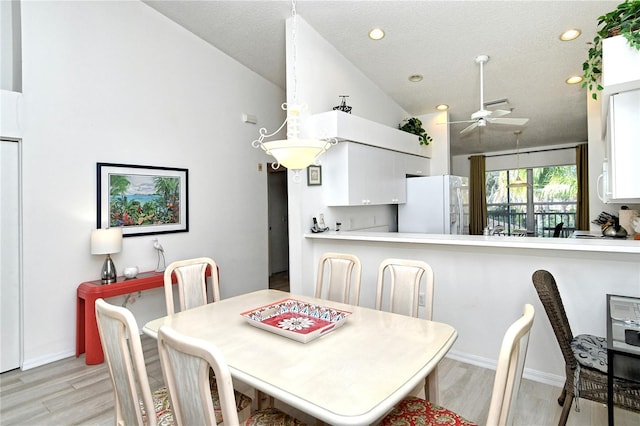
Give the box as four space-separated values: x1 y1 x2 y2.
143 289 457 425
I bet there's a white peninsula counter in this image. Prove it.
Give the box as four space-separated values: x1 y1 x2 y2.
303 231 640 387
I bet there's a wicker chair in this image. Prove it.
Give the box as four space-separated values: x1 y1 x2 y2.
531 270 640 425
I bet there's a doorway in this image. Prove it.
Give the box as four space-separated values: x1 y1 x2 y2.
1 139 21 372
267 168 289 291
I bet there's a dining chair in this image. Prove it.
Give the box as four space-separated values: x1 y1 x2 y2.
95 298 173 426
375 258 435 399
381 304 535 426
553 222 564 238
164 257 219 315
314 252 362 305
532 269 640 425
157 324 305 426
375 258 434 321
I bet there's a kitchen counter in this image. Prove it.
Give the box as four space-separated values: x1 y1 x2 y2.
305 231 640 254
302 230 639 388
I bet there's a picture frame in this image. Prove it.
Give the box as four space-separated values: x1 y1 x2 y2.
307 165 322 186
97 163 189 237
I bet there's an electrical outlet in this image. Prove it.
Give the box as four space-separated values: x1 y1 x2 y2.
418 293 425 306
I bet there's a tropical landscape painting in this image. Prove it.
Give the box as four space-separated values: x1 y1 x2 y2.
97 163 188 236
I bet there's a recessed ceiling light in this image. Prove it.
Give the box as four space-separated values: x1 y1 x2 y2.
408 74 423 82
435 104 449 111
566 75 583 84
560 29 581 41
369 28 385 40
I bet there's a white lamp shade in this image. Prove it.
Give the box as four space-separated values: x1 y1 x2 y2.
261 138 331 170
90 228 123 255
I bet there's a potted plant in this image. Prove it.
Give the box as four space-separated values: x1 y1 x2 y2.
399 117 432 145
582 0 640 100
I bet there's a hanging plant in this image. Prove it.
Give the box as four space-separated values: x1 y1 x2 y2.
582 0 640 100
399 117 432 146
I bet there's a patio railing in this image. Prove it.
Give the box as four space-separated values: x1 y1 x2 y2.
487 201 577 237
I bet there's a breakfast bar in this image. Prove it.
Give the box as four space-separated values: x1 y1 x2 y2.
302 231 640 388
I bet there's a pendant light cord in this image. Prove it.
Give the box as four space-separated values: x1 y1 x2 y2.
290 0 298 105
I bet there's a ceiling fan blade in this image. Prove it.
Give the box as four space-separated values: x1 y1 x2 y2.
460 122 479 134
447 119 476 124
488 117 529 126
488 109 511 118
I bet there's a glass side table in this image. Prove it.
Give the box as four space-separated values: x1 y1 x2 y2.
606 294 640 426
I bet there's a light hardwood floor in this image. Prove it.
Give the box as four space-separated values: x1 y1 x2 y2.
1 333 638 426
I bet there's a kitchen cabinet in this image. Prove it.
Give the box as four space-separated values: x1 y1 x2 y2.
322 142 406 206
402 152 430 176
598 36 640 203
601 89 640 203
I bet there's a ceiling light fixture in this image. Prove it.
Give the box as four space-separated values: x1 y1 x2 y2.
509 130 530 189
566 75 583 84
369 27 385 40
408 74 423 82
252 0 336 172
435 104 449 111
560 29 581 41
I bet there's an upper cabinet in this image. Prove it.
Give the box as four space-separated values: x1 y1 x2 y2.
322 142 408 206
0 90 23 140
306 111 432 158
599 36 640 203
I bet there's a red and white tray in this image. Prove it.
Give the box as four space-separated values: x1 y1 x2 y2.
240 298 352 343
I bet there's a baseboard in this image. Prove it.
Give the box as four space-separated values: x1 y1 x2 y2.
446 349 565 388
22 349 76 371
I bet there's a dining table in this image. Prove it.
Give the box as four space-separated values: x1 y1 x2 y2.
143 289 458 425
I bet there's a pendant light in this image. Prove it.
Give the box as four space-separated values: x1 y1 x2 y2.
252 0 336 171
509 130 530 188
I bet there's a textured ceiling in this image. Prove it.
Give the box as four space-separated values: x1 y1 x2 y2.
143 0 616 156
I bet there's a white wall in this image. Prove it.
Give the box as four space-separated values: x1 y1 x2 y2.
19 0 284 368
287 16 414 295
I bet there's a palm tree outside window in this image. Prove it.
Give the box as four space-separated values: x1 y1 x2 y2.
486 165 577 237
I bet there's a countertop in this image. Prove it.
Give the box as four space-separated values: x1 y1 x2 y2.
305 231 640 254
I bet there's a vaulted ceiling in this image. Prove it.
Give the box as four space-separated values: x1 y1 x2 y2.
144 1 616 156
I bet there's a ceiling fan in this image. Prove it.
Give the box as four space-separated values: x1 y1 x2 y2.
452 55 529 135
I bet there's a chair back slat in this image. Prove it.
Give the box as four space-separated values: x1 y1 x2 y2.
486 304 535 426
164 257 219 315
375 258 434 320
95 299 157 426
315 252 362 305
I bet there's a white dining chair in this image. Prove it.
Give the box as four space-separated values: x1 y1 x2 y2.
375 258 434 320
315 252 362 305
376 258 435 399
95 298 173 426
164 257 219 315
157 324 304 426
381 304 535 426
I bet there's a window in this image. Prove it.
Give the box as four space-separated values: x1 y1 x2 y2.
486 165 577 237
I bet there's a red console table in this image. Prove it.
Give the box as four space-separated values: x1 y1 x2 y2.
76 268 213 365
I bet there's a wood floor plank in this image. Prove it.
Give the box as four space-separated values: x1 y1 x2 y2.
2 335 639 425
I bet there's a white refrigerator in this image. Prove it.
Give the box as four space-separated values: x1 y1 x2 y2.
398 175 469 234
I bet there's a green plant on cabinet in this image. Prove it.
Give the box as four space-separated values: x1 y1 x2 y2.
399 117 433 146
582 0 640 100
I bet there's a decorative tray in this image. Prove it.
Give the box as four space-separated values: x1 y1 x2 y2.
240 298 352 343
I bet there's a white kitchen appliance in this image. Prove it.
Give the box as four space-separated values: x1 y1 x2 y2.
398 175 469 234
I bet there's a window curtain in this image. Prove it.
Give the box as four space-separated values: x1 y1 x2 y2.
469 155 487 235
576 144 590 230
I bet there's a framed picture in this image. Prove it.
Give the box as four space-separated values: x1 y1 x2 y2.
97 163 189 237
307 165 322 186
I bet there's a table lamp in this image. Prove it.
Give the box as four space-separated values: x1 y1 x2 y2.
91 228 123 284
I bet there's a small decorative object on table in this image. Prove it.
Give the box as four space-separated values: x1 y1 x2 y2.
399 117 432 145
123 266 139 279
333 95 352 114
153 238 166 272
